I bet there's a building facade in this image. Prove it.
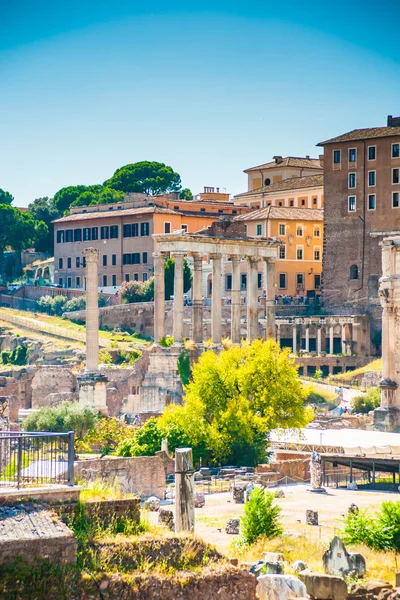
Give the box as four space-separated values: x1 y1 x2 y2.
318 115 400 343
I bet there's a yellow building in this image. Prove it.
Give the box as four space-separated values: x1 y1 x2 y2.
241 155 323 195
231 207 324 299
194 186 230 203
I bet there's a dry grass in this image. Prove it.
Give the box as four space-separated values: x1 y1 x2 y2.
330 358 382 382
79 477 130 502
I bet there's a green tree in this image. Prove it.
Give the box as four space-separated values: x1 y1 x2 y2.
351 388 380 414
28 197 61 254
115 417 191 459
23 402 98 440
180 188 193 200
53 185 99 213
120 278 154 304
104 161 182 196
0 188 14 205
241 488 283 545
164 256 192 300
70 186 124 208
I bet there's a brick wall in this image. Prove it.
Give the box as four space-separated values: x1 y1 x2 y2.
54 497 140 525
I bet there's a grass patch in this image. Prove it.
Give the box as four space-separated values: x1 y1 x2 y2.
330 358 382 382
79 478 130 503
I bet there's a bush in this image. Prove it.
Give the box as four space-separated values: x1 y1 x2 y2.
159 335 174 347
77 417 136 455
99 349 113 364
342 501 400 551
177 351 191 386
1 344 28 365
351 387 380 414
23 402 98 440
115 417 190 458
36 294 106 315
240 488 283 546
120 278 154 304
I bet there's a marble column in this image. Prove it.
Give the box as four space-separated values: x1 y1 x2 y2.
192 254 203 343
277 323 281 345
153 253 165 343
247 257 259 341
172 253 184 343
210 254 222 344
84 247 99 372
317 326 322 355
264 259 276 339
231 257 241 343
329 325 334 355
305 326 310 352
341 324 347 355
292 325 297 354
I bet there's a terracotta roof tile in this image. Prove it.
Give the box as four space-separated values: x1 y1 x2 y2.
244 156 322 173
234 174 323 199
318 127 400 145
53 206 177 224
235 206 324 222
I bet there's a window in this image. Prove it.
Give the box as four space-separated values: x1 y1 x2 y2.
125 274 130 282
256 223 262 236
392 143 400 158
141 222 150 236
67 257 72 269
58 258 63 269
278 223 286 236
301 199 305 206
278 201 283 207
103 275 108 287
74 229 82 242
112 254 117 266
67 277 72 288
290 200 294 207
349 265 359 280
102 255 107 267
348 172 356 188
368 146 376 160
132 253 141 264
56 230 65 243
142 252 148 264
296 225 303 237
200 208 206 212
91 227 98 241
313 197 317 205
101 226 109 240
76 276 80 288
182 224 188 232
349 148 357 163
226 274 232 290
297 246 303 260
314 226 321 237
258 273 262 289
393 168 400 184
314 248 321 261
240 273 247 290
164 222 171 233
110 225 119 239
296 273 304 288
76 257 80 268
132 223 139 237
123 254 132 265
333 150 341 164
112 274 117 286
218 209 223 214
348 196 356 212
66 230 73 242
58 278 63 287
82 257 86 268
143 272 148 282
134 273 139 281
368 171 376 186
278 273 287 289
368 194 376 210
279 245 286 259
123 224 132 238
83 227 91 241
393 192 400 208
314 274 321 290
264 178 271 186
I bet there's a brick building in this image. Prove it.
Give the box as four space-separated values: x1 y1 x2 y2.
318 115 400 344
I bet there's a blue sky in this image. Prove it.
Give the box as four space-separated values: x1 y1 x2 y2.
1 0 400 206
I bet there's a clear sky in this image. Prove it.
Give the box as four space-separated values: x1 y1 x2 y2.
1 0 400 206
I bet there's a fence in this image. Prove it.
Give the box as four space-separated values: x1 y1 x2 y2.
0 431 74 489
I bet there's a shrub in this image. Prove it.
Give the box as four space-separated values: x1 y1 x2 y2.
342 501 400 551
177 350 191 386
64 296 86 312
23 402 98 440
313 369 323 380
35 295 55 314
115 417 190 458
240 488 283 546
159 335 174 347
351 387 380 414
1 344 28 366
99 349 113 364
120 278 154 304
77 417 136 455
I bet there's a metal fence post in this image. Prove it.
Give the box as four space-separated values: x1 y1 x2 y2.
17 436 23 490
67 431 75 486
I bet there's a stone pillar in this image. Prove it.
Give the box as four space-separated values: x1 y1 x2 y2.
264 259 276 339
341 324 347 355
247 257 259 341
231 257 241 343
84 248 99 372
210 254 222 344
329 325 334 355
292 325 297 354
192 254 203 343
172 253 184 344
175 448 195 533
305 326 310 353
276 323 281 345
317 327 322 355
153 253 165 343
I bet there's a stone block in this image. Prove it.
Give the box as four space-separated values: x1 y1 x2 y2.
299 573 347 600
292 560 307 573
256 574 306 600
194 491 205 508
306 509 318 526
225 518 240 534
143 496 160 511
158 508 174 530
323 536 366 577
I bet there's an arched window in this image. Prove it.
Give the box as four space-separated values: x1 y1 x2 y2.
349 265 359 280
264 178 271 186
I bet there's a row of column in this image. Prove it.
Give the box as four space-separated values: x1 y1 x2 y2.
282 323 351 355
154 252 276 345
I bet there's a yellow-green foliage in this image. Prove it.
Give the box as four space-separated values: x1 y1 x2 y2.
330 358 382 382
79 478 125 502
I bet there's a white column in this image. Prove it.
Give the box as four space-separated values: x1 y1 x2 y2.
231 257 241 343
329 325 334 355
317 327 322 355
84 248 99 372
175 448 194 533
277 322 281 345
341 324 347 355
172 253 184 343
305 326 310 352
192 254 203 343
292 325 297 354
210 254 222 344
247 257 259 341
264 259 276 339
153 253 165 343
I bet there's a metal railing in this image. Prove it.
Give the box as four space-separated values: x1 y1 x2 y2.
0 431 74 489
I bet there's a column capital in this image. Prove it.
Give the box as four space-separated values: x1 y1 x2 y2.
263 257 278 263
209 253 222 260
153 251 167 259
246 255 259 265
171 251 185 260
84 247 99 263
229 255 241 263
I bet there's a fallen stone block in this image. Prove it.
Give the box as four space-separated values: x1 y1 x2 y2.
292 560 307 573
143 496 160 511
256 574 306 600
306 510 318 526
158 508 174 530
194 492 205 508
323 536 366 577
299 572 347 600
225 518 240 535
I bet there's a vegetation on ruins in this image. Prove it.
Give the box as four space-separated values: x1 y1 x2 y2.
159 335 174 347
177 350 191 386
1 344 28 366
240 488 283 546
35 294 106 315
351 387 380 414
120 278 154 303
104 161 182 196
164 256 192 300
23 402 98 441
342 501 400 552
116 417 191 460
77 417 136 455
